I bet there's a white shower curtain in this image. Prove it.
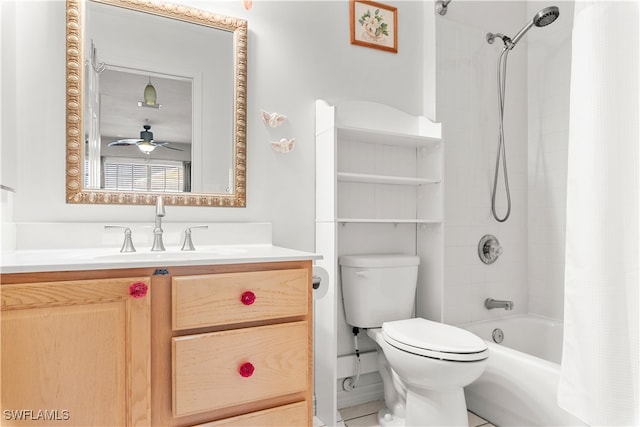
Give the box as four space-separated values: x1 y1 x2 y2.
559 1 639 426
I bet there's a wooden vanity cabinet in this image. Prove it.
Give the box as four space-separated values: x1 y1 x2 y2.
0 272 152 426
152 261 313 427
1 260 313 427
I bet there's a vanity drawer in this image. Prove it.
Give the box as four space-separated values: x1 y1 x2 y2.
192 401 308 427
172 321 309 417
172 269 308 330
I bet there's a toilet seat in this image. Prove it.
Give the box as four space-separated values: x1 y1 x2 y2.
382 318 488 362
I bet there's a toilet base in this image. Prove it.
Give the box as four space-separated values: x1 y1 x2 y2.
405 387 468 427
377 387 469 427
377 407 404 427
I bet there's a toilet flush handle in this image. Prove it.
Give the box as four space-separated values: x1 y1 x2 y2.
355 270 369 279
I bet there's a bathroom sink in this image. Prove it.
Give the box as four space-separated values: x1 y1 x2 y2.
93 246 248 261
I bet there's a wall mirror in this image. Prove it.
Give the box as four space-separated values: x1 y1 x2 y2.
66 0 247 206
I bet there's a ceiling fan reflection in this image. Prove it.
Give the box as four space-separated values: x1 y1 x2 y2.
108 124 183 154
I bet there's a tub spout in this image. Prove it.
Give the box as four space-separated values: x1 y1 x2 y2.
485 298 514 310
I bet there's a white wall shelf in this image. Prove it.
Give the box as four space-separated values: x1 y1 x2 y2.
314 100 444 425
337 126 441 149
337 218 442 224
337 172 439 186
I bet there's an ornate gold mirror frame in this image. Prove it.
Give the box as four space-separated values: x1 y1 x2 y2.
65 0 247 206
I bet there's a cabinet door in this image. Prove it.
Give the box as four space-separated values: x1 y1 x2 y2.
1 277 151 426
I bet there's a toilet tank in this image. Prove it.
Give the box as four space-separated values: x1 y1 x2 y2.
339 254 420 328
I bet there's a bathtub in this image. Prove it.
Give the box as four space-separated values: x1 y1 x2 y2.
461 315 585 426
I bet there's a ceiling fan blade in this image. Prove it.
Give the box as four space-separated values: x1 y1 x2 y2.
153 141 184 152
108 138 142 146
158 144 184 152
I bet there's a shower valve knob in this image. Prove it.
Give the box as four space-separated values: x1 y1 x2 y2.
479 234 503 264
489 244 503 257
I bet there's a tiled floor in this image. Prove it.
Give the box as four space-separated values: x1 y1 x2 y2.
338 400 495 427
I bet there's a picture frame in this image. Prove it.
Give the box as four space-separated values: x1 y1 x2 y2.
350 0 398 53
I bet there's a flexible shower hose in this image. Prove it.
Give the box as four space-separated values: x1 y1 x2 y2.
492 46 512 223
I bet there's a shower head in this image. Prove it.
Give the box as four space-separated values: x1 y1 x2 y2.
510 6 560 47
534 6 560 27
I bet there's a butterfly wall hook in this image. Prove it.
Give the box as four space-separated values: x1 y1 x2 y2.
271 138 295 153
261 110 287 128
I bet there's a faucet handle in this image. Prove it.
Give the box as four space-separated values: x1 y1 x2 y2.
105 225 136 253
181 225 209 251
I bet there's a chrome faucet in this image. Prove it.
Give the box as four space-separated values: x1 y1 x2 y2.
485 298 514 310
151 196 166 251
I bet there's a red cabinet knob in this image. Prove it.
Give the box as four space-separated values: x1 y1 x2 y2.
129 281 148 299
240 291 256 305
239 362 255 377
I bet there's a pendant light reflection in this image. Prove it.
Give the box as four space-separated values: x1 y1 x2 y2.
144 78 156 104
138 77 162 109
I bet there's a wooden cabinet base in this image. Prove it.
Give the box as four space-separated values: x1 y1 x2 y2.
1 261 313 427
194 402 308 427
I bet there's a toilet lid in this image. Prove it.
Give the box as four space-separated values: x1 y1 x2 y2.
382 318 488 362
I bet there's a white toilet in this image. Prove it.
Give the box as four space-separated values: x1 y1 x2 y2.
339 254 488 427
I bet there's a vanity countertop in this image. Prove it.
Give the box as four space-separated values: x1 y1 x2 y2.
0 245 321 274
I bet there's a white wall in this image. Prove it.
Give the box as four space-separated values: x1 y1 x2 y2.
1 0 427 252
1 0 17 191
527 1 573 321
437 1 529 325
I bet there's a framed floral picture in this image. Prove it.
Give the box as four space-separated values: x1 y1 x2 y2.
350 0 398 53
